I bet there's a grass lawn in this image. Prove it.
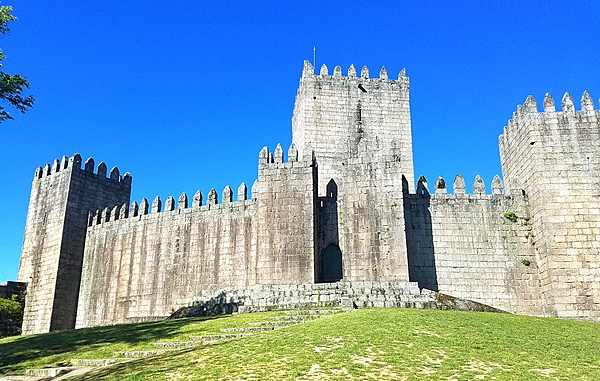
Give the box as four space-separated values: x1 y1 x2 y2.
1 308 599 380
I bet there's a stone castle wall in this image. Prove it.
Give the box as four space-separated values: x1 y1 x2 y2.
16 62 600 334
499 93 600 319
406 176 542 315
254 144 318 285
18 155 131 334
77 194 257 328
75 145 317 327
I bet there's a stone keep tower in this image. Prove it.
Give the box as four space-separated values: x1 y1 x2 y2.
499 92 600 320
18 154 131 334
292 61 414 282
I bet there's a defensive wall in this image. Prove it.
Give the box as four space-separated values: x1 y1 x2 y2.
76 144 317 328
405 175 541 316
18 155 131 334
15 61 600 334
499 92 600 320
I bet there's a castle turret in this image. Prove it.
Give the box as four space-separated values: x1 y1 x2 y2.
18 154 131 334
254 144 318 284
499 92 600 320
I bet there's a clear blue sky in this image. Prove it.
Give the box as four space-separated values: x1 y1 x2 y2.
1 1 599 282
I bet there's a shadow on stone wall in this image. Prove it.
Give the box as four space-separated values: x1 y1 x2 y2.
403 176 439 291
168 291 242 319
316 179 341 283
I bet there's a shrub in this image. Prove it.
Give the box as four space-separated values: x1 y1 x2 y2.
504 211 517 222
0 298 21 317
0 297 23 338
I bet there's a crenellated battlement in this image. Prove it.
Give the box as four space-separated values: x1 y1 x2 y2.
499 90 600 194
32 153 132 186
499 91 600 149
301 60 409 89
258 143 311 168
88 182 254 227
414 174 506 196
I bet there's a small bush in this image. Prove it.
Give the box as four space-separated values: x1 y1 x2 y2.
0 298 21 317
504 211 517 222
521 259 531 266
0 297 23 338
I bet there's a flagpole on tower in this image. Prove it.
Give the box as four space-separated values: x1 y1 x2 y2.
313 46 316 72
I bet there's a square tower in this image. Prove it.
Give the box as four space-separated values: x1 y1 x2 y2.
18 154 131 334
292 62 414 282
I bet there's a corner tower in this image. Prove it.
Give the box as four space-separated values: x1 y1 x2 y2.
499 92 600 320
18 154 131 334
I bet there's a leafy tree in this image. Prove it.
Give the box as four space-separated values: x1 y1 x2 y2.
0 5 33 123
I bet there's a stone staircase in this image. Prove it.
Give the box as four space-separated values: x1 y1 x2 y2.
170 281 507 320
151 308 339 351
240 281 435 312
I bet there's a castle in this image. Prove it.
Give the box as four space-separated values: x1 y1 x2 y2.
16 61 600 335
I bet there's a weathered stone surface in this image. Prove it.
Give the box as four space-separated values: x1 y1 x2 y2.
16 63 600 336
499 92 600 320
18 154 131 334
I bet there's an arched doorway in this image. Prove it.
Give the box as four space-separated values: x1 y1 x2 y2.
321 243 342 282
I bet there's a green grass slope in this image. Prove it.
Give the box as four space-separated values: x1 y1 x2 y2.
1 309 599 380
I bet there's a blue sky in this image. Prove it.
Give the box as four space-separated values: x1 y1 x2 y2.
1 1 599 282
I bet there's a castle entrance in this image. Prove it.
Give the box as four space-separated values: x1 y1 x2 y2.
321 243 342 282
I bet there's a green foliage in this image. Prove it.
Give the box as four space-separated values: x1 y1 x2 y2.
0 6 33 123
2 309 600 380
521 259 532 266
504 211 518 222
0 297 22 338
0 298 20 317
0 6 16 35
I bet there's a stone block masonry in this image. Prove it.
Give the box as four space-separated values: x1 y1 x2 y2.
406 175 541 315
76 145 317 327
16 61 600 334
499 92 600 319
296 62 412 284
18 155 131 334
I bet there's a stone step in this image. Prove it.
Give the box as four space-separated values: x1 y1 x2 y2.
189 333 253 340
221 326 286 333
25 367 83 378
153 341 201 348
283 309 341 315
248 320 299 326
70 358 119 367
54 367 96 380
271 315 315 321
114 349 172 357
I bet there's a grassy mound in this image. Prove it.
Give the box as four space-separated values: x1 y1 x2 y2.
1 308 599 380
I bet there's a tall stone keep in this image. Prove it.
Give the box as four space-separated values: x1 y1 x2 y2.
292 62 414 282
292 61 414 194
499 92 600 320
18 154 131 334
